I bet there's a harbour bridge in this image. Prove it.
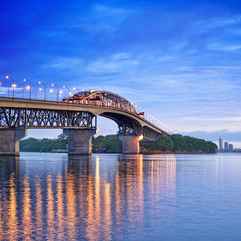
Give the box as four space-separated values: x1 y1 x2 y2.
0 90 168 156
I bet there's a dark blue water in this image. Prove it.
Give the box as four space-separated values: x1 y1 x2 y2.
0 153 241 241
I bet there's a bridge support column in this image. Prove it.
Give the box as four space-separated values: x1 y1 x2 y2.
64 129 96 155
0 129 26 156
119 135 141 154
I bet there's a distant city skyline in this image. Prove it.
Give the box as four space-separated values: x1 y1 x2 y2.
218 137 235 152
1 0 241 141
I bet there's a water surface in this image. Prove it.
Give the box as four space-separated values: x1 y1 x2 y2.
0 153 241 241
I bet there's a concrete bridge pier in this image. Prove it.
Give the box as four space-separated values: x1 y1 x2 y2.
119 135 142 154
0 129 26 156
64 129 96 155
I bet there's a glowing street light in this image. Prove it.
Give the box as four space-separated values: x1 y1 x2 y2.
5 76 10 97
11 83 17 98
25 84 32 99
25 85 31 91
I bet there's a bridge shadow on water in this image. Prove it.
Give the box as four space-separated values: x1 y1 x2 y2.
0 153 177 241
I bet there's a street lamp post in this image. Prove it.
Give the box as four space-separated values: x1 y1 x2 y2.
49 88 54 101
11 83 17 99
26 85 31 99
23 78 27 98
5 75 10 97
57 86 59 102
58 89 63 102
38 87 43 100
44 84 47 101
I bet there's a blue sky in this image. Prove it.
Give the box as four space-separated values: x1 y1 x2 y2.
1 0 241 144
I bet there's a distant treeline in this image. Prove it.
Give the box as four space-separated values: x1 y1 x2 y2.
20 134 217 154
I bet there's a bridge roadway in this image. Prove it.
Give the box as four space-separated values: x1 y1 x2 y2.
0 96 168 156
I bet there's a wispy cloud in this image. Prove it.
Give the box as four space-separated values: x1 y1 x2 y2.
43 52 140 76
76 4 137 34
43 57 85 71
197 15 241 31
208 42 241 52
181 116 241 122
86 52 139 74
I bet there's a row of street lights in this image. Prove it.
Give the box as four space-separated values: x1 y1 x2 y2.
0 75 78 101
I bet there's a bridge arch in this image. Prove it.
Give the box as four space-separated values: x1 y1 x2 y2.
63 90 143 136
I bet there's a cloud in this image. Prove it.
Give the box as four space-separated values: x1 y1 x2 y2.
42 57 85 71
45 52 136 76
181 116 241 122
197 15 241 31
86 53 139 74
76 4 137 34
208 42 241 52
92 4 134 18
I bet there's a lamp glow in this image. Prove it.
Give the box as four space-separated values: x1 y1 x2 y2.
11 83 17 89
26 85 31 91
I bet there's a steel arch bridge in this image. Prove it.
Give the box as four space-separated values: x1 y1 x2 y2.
0 90 169 156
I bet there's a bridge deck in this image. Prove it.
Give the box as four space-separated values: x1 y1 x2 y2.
0 97 168 135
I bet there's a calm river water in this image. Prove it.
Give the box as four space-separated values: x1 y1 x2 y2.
0 153 241 241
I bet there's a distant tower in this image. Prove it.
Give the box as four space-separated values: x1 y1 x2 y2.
224 142 229 152
219 137 223 152
228 144 234 152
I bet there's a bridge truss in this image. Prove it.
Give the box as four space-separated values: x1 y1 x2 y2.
0 107 97 129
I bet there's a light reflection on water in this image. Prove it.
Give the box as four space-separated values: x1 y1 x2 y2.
0 153 176 241
1 153 241 240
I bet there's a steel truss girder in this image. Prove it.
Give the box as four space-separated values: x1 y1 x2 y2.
101 112 142 136
0 107 96 129
117 119 142 136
